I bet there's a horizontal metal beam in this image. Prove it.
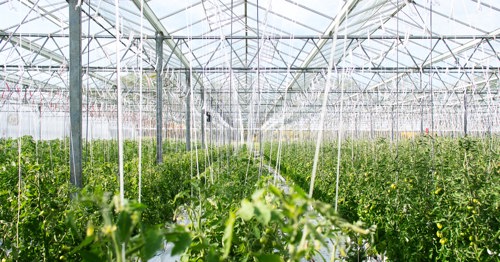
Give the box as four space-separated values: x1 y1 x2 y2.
3 65 499 73
188 90 500 95
2 88 497 99
148 66 500 73
3 99 496 109
263 103 499 108
1 32 498 40
3 101 496 112
1 30 67 64
0 31 111 84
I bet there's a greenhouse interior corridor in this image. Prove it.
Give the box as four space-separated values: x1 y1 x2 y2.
0 0 499 261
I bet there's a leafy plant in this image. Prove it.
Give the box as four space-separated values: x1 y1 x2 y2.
265 136 500 261
68 193 165 261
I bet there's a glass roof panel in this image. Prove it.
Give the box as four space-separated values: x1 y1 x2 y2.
0 0 498 132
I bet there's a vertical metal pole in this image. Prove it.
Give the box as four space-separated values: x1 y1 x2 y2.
259 129 263 163
69 0 82 189
186 73 191 151
38 104 42 141
216 124 219 146
354 113 358 139
369 111 374 139
391 105 395 142
156 32 163 163
420 100 424 134
225 124 228 147
201 86 205 148
464 92 468 136
209 98 213 146
420 72 424 135
115 0 124 206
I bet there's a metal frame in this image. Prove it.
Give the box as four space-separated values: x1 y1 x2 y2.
1 0 499 143
69 0 82 189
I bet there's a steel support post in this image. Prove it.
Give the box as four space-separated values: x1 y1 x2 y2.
186 74 191 151
156 32 163 163
391 105 395 141
69 0 83 189
420 101 424 135
201 87 205 148
216 126 219 146
354 113 358 139
224 128 227 146
209 118 212 147
464 93 468 136
38 104 42 141
370 111 374 139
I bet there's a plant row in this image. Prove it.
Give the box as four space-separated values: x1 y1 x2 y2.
0 137 371 261
0 137 219 260
265 136 500 261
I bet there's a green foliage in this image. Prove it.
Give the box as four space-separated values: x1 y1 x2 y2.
171 149 374 261
0 137 79 261
67 193 166 261
265 136 500 261
3 135 497 261
0 137 208 260
0 136 378 261
223 185 374 261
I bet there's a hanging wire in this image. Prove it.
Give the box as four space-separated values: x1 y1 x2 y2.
396 0 400 146
394 0 401 236
429 0 436 177
114 0 125 207
309 24 341 199
429 0 434 134
85 0 91 160
256 0 263 177
138 0 144 203
298 1 347 257
113 4 125 259
333 7 353 215
244 0 258 183
188 27 201 181
16 70 23 253
274 38 295 184
229 0 234 177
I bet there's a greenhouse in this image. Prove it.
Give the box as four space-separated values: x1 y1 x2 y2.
0 0 499 261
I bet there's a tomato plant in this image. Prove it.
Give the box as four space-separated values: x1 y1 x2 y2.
265 136 500 261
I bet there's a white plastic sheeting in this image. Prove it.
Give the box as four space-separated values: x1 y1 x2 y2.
0 104 138 140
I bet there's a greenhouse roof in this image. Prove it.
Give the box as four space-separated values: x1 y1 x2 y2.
1 0 499 133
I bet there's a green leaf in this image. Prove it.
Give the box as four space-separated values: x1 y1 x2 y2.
168 232 191 256
65 213 83 242
207 247 220 262
80 250 102 261
238 199 254 221
254 201 271 225
252 189 266 201
253 226 261 239
116 211 133 244
128 202 147 212
292 185 307 198
256 254 283 262
222 212 236 258
141 227 164 260
69 235 94 256
268 185 282 198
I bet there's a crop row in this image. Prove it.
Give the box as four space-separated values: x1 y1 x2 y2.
265 136 500 261
0 136 224 260
1 137 371 261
